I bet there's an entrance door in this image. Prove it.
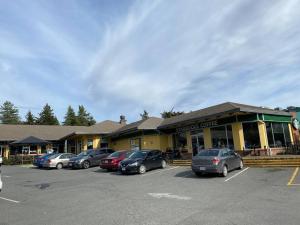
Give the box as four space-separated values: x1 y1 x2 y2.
191 133 204 156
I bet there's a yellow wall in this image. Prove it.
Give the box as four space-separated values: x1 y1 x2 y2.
203 128 212 149
186 131 192 153
258 121 268 149
109 134 169 152
232 122 245 151
93 136 101 149
289 123 294 144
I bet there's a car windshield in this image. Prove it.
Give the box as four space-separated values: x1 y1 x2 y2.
77 150 93 157
109 151 121 157
48 154 60 159
197 150 219 157
128 151 147 159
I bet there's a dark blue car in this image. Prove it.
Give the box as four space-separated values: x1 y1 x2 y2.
33 154 54 168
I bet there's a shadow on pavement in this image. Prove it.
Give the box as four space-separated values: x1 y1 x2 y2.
175 170 219 179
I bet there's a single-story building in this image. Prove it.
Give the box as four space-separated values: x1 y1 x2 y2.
0 120 124 158
107 117 170 151
158 102 294 157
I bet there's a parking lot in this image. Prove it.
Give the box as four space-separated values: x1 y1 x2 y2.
0 165 300 225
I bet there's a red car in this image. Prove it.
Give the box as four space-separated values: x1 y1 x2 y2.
100 151 133 171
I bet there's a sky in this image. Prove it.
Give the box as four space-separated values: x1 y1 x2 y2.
0 0 300 123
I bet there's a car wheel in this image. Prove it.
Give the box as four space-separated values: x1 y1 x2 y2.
56 163 63 170
222 165 228 177
238 160 244 170
161 160 167 169
139 164 146 174
195 172 202 177
83 161 90 169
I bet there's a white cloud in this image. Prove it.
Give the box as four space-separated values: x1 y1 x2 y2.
86 0 300 120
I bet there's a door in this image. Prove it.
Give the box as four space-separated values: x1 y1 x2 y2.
222 150 235 170
152 150 163 168
144 151 155 169
59 154 69 167
191 133 205 156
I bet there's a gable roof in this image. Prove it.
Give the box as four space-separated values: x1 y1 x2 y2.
159 102 291 129
109 117 163 137
0 120 123 142
10 136 50 145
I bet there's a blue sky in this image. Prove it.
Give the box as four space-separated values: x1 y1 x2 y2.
0 0 300 123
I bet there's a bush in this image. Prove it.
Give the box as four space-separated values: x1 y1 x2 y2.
3 155 35 165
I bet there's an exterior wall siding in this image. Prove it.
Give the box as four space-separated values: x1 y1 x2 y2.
258 121 268 149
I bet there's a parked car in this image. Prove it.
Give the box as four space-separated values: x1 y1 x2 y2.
191 148 243 177
42 153 76 169
100 150 133 171
120 150 167 174
33 153 55 168
0 155 2 166
68 148 114 169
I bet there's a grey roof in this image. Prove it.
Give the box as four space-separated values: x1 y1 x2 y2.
159 102 291 129
109 117 163 137
0 120 123 142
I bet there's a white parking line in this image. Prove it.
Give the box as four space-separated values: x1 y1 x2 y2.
0 196 20 203
141 166 179 177
224 167 249 182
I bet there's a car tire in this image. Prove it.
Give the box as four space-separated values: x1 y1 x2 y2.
83 161 90 169
56 163 63 170
222 165 228 177
138 164 146 174
238 160 244 170
161 160 167 169
195 172 202 177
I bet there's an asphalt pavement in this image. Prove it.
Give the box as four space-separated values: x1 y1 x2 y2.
0 165 299 225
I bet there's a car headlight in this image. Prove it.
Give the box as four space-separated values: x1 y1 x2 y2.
129 162 139 167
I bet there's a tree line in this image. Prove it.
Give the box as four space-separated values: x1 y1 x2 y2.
0 101 96 126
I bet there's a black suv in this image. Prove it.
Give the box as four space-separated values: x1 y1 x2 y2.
120 150 167 174
68 148 114 169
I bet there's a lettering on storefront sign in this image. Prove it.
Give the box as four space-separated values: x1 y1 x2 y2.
176 120 218 132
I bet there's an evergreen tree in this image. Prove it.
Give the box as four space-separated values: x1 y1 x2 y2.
24 110 36 125
0 101 21 124
37 103 59 125
140 110 149 120
63 106 77 126
161 109 184 119
76 105 96 126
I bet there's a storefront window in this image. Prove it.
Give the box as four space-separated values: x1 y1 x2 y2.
211 125 234 149
130 138 141 150
87 139 93 149
266 122 291 147
173 132 187 150
243 123 261 149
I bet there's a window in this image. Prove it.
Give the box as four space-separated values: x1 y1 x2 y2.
87 139 93 149
174 132 187 149
130 138 141 150
243 123 261 149
266 122 291 147
211 125 234 149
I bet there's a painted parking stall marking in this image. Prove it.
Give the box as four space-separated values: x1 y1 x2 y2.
0 196 20 204
148 193 191 200
224 167 249 182
287 167 299 186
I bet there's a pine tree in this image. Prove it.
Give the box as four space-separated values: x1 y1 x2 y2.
76 105 96 126
37 104 60 125
63 106 77 126
0 101 21 124
161 110 184 119
140 110 149 120
24 110 36 125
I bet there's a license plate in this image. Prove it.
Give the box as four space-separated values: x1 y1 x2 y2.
69 163 73 166
105 160 108 163
199 167 206 171
122 167 126 171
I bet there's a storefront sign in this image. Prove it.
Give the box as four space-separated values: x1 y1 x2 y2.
292 118 300 130
176 120 218 133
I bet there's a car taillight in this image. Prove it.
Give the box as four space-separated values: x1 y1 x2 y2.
212 157 220 165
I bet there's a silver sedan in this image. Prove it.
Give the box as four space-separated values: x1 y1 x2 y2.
42 153 76 169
